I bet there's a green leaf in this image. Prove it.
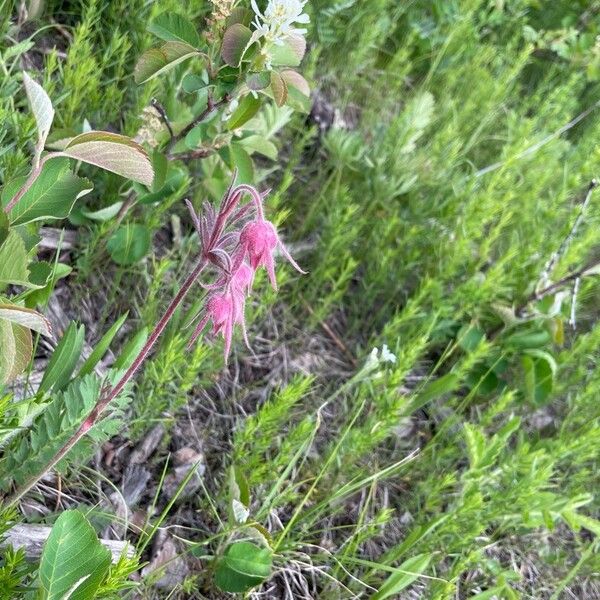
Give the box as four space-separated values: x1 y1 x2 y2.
81 201 124 222
228 95 261 130
247 71 271 91
148 12 200 47
521 350 556 406
23 72 54 148
409 372 460 413
112 327 148 370
0 230 31 288
270 71 288 107
107 224 151 265
230 144 254 184
221 24 253 67
134 41 198 84
1 158 92 226
151 149 168 192
372 553 433 600
0 303 52 337
227 7 254 27
39 322 85 394
270 35 306 67
182 74 207 93
0 321 32 385
40 510 111 600
215 542 272 593
25 263 72 308
61 131 154 187
239 135 278 160
78 313 128 377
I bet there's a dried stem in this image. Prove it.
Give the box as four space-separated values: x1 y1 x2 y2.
151 97 174 142
6 256 208 507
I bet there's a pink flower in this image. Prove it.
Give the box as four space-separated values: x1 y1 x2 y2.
239 218 305 291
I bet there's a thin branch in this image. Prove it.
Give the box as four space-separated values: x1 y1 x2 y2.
166 94 230 154
151 97 174 142
537 179 597 290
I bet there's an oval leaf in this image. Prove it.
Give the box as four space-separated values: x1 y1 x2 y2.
107 223 152 265
228 95 261 130
1 158 92 226
23 72 54 147
222 24 253 67
270 71 288 107
215 542 272 593
148 12 200 47
281 69 310 96
134 41 198 84
40 510 111 600
62 131 154 186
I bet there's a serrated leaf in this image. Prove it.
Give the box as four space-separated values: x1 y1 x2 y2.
107 223 151 265
228 95 261 130
61 131 154 186
215 542 272 593
148 12 200 47
0 303 52 337
1 158 92 226
134 41 198 84
40 510 111 600
222 24 253 67
23 72 54 148
372 553 433 600
270 71 288 107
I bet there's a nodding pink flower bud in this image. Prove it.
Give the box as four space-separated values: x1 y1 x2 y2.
231 262 254 295
240 218 305 291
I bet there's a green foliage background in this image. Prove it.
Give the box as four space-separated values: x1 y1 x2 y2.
3 0 600 597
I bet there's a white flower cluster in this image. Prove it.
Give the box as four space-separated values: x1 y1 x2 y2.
251 0 310 46
366 344 397 370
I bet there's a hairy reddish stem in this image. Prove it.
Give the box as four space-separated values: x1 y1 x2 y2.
7 256 208 507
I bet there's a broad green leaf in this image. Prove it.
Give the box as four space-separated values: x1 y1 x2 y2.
228 95 261 130
39 510 111 600
25 263 72 308
148 12 200 47
39 322 85 394
107 223 151 265
23 72 54 147
61 131 154 187
371 553 433 600
270 71 288 107
230 466 250 507
227 7 254 27
0 320 31 385
270 34 306 67
78 313 128 377
239 135 278 160
230 144 254 184
182 73 207 93
221 24 253 67
81 201 124 222
152 149 168 192
134 41 198 84
0 303 52 337
409 372 460 413
522 350 556 406
1 158 92 226
215 542 272 593
0 230 30 288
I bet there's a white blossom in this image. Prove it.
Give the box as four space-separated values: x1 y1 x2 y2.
381 344 397 364
251 0 310 46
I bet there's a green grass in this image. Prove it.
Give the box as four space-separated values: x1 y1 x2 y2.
3 0 600 597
